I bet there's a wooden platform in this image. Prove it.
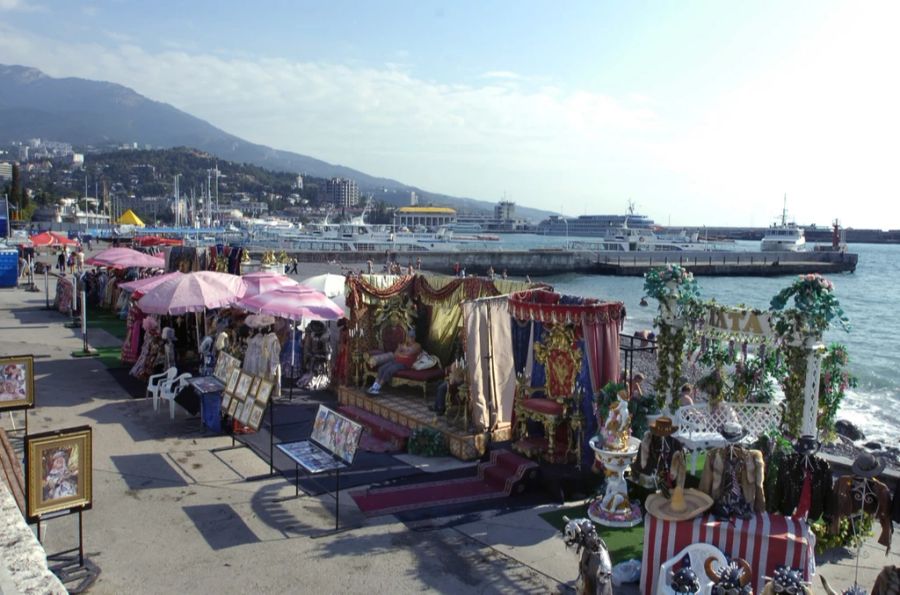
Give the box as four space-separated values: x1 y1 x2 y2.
337 386 512 461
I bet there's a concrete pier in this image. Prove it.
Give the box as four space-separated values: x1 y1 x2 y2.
273 248 858 277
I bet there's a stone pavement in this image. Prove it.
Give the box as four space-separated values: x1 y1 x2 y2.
0 272 897 594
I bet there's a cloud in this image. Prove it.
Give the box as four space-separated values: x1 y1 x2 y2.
0 0 40 11
0 25 657 210
480 70 526 81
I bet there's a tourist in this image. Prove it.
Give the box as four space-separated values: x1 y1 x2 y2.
366 259 373 274
630 373 645 400
56 249 66 273
487 266 495 280
76 249 85 273
639 297 649 307
453 262 460 276
415 256 422 270
367 329 422 395
679 383 695 407
501 269 508 279
67 251 76 275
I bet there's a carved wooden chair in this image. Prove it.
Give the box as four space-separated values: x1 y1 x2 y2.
514 324 583 463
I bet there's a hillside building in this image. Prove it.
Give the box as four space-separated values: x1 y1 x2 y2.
393 206 456 230
324 177 359 208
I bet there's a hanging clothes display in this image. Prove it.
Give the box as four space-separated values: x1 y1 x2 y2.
699 444 766 518
770 451 832 521
120 306 147 364
831 475 893 553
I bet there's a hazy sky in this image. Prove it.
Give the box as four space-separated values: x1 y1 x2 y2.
1 0 899 228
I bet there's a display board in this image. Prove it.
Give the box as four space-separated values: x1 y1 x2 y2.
310 405 363 465
220 367 273 432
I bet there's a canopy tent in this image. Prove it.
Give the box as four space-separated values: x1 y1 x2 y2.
235 285 343 322
29 231 79 247
137 271 247 315
117 209 145 227
118 271 184 298
299 273 346 299
241 271 300 298
508 288 625 467
133 236 183 247
85 247 165 269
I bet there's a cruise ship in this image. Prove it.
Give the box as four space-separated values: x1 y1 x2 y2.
536 211 655 237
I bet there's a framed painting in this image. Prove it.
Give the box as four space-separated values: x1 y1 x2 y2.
235 373 252 400
213 356 227 382
237 400 253 425
225 367 241 394
255 379 273 406
227 398 239 418
248 405 264 430
221 391 233 412
26 426 92 521
249 377 261 398
0 354 35 411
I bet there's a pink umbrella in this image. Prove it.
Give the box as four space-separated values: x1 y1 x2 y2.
86 247 166 269
240 271 300 298
137 271 247 315
30 231 79 247
119 271 184 298
234 285 343 321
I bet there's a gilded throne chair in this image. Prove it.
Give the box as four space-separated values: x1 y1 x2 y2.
513 324 583 463
361 299 445 399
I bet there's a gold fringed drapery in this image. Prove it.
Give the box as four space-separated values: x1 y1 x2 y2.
347 274 544 365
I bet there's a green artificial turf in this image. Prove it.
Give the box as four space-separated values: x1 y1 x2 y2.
538 503 645 563
86 305 128 340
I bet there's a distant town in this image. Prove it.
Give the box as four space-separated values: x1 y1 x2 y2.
2 138 899 244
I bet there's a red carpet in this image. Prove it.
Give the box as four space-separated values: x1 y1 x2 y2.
350 449 539 517
339 405 411 453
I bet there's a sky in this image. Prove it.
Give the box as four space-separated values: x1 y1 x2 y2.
1 0 899 228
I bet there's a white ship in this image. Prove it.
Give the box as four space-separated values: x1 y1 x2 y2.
760 196 806 252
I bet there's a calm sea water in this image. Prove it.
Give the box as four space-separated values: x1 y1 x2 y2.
501 236 899 444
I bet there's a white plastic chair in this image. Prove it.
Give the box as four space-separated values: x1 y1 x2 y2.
656 543 728 595
147 367 177 406
157 372 193 420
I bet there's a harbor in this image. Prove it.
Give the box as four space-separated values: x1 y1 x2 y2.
257 247 859 277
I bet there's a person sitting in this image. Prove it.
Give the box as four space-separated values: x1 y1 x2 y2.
630 373 645 400
679 383 695 407
367 329 422 395
432 359 466 415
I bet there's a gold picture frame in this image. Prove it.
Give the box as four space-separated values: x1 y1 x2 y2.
249 377 261 397
225 367 241 394
255 379 273 406
221 392 233 412
248 405 264 430
214 356 228 382
0 354 35 411
227 398 239 418
26 426 92 521
237 400 253 425
235 373 252 400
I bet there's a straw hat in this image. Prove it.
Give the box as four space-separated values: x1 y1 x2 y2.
645 488 713 522
851 452 885 478
649 416 678 437
245 314 276 329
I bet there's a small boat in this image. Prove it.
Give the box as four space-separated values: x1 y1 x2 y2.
761 196 806 252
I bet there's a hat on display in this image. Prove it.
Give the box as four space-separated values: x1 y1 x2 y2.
645 488 714 522
245 314 276 329
719 422 748 444
650 416 678 437
850 452 885 478
793 435 821 456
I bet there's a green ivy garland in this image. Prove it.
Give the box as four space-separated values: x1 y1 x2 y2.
818 343 857 441
809 514 874 555
408 427 449 457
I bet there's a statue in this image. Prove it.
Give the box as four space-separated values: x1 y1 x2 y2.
602 389 632 451
598 457 631 514
561 516 613 595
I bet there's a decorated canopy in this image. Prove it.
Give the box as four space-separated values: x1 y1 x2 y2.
29 231 79 247
241 271 300 298
86 247 165 269
137 271 247 315
508 288 626 466
235 285 343 321
117 209 145 227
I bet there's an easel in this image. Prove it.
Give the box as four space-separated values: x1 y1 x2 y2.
34 508 99 592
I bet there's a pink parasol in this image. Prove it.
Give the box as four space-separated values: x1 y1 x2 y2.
29 231 79 247
137 271 247 315
85 247 165 269
234 285 343 321
118 271 184 298
240 271 300 298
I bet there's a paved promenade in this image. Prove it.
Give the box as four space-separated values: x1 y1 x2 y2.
0 267 897 594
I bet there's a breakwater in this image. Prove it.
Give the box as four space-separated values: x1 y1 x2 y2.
271 248 858 277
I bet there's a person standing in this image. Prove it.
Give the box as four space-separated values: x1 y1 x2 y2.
57 249 66 273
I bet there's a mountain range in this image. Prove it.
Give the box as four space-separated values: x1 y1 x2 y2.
0 64 552 221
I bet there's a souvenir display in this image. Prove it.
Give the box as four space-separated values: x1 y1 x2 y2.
761 566 811 595
559 516 612 595
0 354 36 411
221 392 233 411
256 379 273 405
831 453 892 553
770 435 832 520
699 423 765 519
235 373 252 400
646 450 713 522
25 426 93 521
706 559 753 595
225 367 240 393
248 405 264 429
634 416 684 489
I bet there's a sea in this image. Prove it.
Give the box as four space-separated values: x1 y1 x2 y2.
498 235 899 444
